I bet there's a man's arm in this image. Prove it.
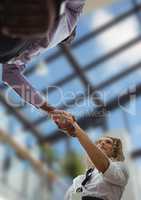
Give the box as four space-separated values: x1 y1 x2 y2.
48 0 85 48
2 63 46 109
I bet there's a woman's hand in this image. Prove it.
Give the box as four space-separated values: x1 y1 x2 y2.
50 109 77 137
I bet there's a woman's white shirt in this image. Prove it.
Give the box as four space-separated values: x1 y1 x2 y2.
65 161 129 200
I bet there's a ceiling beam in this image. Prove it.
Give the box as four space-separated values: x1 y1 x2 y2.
0 129 60 181
131 149 141 159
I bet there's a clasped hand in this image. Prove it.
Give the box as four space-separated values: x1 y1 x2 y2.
50 110 77 137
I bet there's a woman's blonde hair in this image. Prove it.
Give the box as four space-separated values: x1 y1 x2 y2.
101 136 125 161
84 136 125 169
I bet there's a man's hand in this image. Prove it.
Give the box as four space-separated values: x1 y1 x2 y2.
0 0 56 38
51 110 77 137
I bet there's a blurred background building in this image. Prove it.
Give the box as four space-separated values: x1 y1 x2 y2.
0 0 141 199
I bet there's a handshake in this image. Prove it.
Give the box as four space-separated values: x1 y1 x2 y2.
50 109 78 137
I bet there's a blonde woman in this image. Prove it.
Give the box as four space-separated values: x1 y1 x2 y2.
52 110 129 200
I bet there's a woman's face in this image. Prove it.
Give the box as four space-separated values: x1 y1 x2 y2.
96 137 114 158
